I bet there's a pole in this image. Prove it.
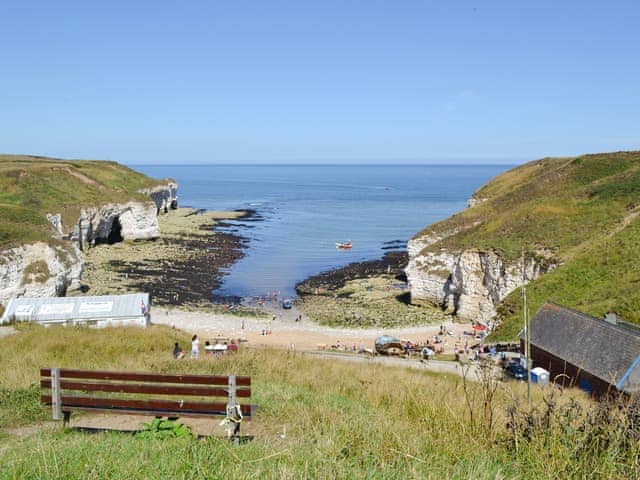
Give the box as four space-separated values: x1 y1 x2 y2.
522 250 531 403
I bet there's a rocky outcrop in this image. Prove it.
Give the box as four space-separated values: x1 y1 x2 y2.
74 201 161 250
0 181 178 307
405 234 554 325
140 182 178 214
46 213 63 236
467 194 488 208
0 242 83 305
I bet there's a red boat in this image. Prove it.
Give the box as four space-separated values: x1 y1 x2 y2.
335 241 352 249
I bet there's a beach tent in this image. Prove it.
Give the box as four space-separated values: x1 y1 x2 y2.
0 293 150 328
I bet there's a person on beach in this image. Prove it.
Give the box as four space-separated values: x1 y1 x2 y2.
173 342 185 359
191 334 200 358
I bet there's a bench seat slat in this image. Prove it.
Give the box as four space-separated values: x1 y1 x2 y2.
40 369 251 387
41 395 254 417
40 379 251 398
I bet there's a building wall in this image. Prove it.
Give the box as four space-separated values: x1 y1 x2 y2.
524 341 615 397
37 316 148 328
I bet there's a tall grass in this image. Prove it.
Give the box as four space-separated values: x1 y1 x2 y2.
1 325 638 478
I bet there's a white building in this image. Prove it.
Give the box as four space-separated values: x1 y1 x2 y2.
0 293 150 328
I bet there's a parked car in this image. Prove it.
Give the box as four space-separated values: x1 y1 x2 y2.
282 298 293 309
505 363 528 381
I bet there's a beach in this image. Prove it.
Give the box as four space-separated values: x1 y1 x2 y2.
76 206 473 354
153 306 472 354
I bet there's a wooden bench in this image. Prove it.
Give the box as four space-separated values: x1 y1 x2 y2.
40 368 255 440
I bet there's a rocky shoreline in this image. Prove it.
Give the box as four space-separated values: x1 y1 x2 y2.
295 251 409 293
78 207 450 329
77 208 254 307
294 250 450 328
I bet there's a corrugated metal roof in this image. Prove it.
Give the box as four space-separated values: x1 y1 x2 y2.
1 293 150 324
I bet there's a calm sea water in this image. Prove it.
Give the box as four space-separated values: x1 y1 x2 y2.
133 164 509 300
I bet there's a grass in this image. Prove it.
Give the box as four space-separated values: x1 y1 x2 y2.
491 216 640 341
410 151 640 339
418 151 640 261
20 260 50 286
0 154 168 248
1 324 638 478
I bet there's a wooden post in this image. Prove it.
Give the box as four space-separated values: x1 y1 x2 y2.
227 374 240 443
51 367 62 421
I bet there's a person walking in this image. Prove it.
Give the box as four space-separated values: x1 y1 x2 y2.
191 334 200 358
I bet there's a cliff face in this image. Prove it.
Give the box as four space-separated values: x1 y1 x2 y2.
0 179 178 306
140 182 179 214
406 231 553 324
405 152 640 333
0 242 83 303
75 201 161 249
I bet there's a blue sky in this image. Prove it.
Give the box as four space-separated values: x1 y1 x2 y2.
1 1 638 164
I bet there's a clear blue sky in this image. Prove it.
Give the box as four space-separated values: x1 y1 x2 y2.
1 1 638 164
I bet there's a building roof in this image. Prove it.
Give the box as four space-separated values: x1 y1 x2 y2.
0 293 150 325
522 302 640 394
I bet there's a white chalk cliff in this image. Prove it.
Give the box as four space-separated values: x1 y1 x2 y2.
0 242 83 302
0 182 178 306
405 215 554 326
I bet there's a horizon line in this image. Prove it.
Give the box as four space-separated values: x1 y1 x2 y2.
128 162 519 167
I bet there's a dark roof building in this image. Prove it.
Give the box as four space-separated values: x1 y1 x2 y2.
521 302 640 396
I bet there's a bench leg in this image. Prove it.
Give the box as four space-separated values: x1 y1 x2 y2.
63 411 71 428
232 421 241 445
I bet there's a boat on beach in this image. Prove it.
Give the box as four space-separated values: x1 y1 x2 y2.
335 241 352 249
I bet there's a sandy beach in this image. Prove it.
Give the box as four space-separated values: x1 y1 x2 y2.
153 305 473 354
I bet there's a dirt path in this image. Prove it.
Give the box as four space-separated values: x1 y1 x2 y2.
0 326 16 339
303 350 481 378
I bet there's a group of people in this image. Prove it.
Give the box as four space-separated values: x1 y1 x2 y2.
173 334 238 359
173 334 199 359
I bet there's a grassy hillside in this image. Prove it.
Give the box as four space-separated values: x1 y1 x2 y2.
0 154 168 248
412 151 640 338
1 324 638 478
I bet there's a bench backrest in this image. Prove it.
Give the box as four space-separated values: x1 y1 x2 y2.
40 368 253 420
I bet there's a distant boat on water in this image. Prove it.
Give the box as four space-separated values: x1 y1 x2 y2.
335 241 352 249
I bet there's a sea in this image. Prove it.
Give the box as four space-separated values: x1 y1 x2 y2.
133 164 509 301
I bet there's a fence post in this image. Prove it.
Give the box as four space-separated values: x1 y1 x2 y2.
51 367 62 421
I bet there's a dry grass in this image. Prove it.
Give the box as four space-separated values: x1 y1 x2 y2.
1 324 635 478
